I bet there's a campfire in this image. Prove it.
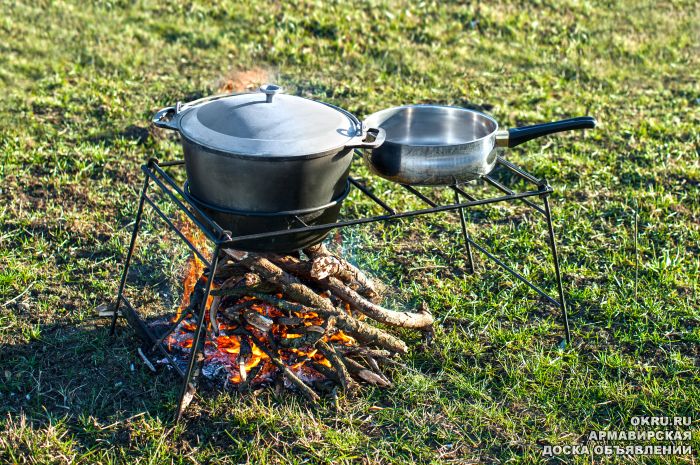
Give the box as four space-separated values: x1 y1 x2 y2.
157 240 434 401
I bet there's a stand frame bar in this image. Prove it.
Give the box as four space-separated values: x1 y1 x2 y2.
110 157 572 421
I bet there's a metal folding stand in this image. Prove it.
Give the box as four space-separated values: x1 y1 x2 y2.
109 154 571 422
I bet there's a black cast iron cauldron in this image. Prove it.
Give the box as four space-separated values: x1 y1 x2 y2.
152 84 384 251
183 180 350 253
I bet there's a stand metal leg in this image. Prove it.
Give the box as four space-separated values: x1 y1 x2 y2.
542 193 571 345
175 243 222 422
110 158 575 420
110 176 150 335
454 190 476 274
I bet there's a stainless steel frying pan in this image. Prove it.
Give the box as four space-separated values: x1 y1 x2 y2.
362 105 596 185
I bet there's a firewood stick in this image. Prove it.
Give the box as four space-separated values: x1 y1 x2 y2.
269 255 433 329
276 316 304 326
310 255 379 299
309 254 368 293
282 315 337 366
277 325 325 349
315 340 357 392
280 251 382 300
303 244 386 299
365 356 383 376
324 277 433 329
137 347 157 373
219 300 257 323
220 288 408 354
336 347 392 359
210 272 254 336
340 354 392 388
308 255 340 280
301 243 330 258
243 330 320 402
242 308 273 332
364 356 391 385
309 361 340 382
210 282 277 296
222 252 408 353
336 346 405 368
209 296 221 336
214 263 253 280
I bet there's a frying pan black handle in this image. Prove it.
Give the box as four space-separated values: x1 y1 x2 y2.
504 116 596 148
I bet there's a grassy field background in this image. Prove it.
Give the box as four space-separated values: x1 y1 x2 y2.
1 0 698 463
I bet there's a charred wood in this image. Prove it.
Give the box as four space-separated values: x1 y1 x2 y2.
341 355 392 388
221 253 409 353
315 340 357 393
224 289 408 354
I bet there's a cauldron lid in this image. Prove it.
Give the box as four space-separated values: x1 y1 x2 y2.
176 85 362 158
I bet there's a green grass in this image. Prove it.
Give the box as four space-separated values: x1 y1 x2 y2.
1 0 699 463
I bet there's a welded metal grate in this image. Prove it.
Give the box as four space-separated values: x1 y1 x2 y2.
109 154 571 421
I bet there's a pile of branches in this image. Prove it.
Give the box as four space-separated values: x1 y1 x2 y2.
200 243 434 400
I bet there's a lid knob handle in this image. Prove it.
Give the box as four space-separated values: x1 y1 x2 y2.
259 84 283 103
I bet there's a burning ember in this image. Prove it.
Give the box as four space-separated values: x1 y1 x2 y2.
154 229 434 400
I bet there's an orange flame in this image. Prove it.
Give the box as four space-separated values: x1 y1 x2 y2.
174 219 211 321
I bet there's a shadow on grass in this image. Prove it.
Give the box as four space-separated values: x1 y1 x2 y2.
87 124 154 147
0 316 482 465
0 313 450 423
0 321 178 423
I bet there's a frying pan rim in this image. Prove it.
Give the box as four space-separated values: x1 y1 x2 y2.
362 104 499 149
